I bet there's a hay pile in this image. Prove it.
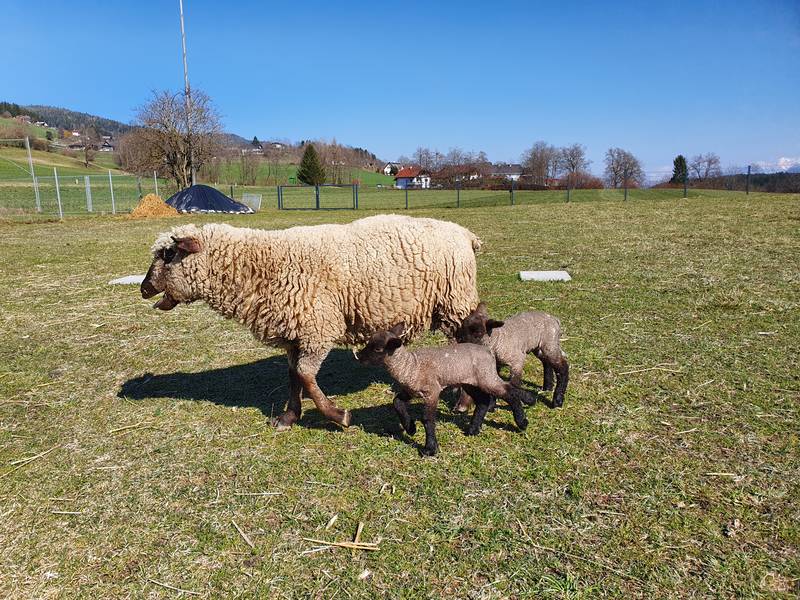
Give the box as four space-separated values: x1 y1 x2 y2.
129 194 179 218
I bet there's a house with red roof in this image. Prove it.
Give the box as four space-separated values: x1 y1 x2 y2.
394 166 431 189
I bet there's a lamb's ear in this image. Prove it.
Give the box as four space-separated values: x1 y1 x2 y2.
389 323 405 337
475 302 488 316
486 319 505 333
385 336 403 354
172 236 202 254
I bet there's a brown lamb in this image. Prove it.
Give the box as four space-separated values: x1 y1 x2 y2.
455 302 569 410
356 324 535 456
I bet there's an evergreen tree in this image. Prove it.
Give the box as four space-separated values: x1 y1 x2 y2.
671 155 687 183
296 144 326 185
252 136 260 146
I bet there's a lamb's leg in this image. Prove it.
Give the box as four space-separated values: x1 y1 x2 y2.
465 386 492 436
295 349 351 427
453 387 473 413
421 389 442 456
542 361 555 392
484 379 529 431
272 346 303 431
393 389 416 435
551 355 569 408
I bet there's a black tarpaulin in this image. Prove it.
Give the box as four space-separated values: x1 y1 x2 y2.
164 184 253 214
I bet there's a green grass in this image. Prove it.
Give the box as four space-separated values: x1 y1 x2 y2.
1 193 799 597
208 158 395 187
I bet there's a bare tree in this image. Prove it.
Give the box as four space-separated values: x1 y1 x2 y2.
239 151 259 185
521 141 562 184
119 89 223 188
604 147 644 188
689 153 721 180
560 143 591 181
82 125 99 167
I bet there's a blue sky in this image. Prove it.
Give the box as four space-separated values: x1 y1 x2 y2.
3 0 799 173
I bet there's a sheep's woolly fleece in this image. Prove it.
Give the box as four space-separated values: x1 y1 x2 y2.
149 214 482 353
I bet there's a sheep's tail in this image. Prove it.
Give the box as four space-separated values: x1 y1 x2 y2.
469 232 482 254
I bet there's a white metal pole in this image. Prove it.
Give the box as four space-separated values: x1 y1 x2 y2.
109 170 116 214
24 137 41 212
179 0 196 186
154 171 159 196
84 176 93 212
53 167 63 219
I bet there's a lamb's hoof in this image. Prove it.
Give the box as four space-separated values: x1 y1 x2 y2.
453 402 470 414
516 417 529 431
465 427 481 436
552 397 564 409
340 410 352 427
420 444 438 457
405 421 417 436
272 417 293 432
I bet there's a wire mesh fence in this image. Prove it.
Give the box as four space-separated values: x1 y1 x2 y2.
0 170 794 221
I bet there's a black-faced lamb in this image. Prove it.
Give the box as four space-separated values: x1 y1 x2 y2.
140 215 481 431
356 324 536 456
454 302 569 410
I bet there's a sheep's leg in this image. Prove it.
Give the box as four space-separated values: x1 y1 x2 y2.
296 350 351 427
272 347 303 431
542 361 555 392
485 380 529 431
421 389 442 456
551 356 569 408
465 386 492 436
393 389 416 435
453 387 473 413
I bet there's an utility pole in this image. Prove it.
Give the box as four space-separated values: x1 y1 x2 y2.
179 0 195 186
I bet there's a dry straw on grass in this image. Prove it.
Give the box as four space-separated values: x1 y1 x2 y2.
129 194 179 219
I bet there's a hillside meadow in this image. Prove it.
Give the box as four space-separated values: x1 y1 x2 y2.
0 192 798 598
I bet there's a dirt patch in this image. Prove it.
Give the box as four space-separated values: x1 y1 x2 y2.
129 194 179 218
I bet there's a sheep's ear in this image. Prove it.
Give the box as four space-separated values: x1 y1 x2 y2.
486 319 505 333
389 323 405 337
172 236 202 254
385 337 403 354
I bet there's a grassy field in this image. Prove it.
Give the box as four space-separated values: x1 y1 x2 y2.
0 193 798 598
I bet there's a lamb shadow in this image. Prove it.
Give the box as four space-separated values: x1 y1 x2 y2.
118 349 470 442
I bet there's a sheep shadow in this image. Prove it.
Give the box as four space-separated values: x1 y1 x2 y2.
118 349 478 446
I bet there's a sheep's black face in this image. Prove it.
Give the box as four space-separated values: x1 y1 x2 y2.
456 304 504 343
356 325 405 365
141 236 202 311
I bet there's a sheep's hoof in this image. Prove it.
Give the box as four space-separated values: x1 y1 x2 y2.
552 397 564 409
340 410 352 428
465 426 481 436
404 420 417 435
271 417 293 432
516 417 529 431
453 401 470 414
420 444 438 457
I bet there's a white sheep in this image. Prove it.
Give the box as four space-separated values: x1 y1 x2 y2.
140 214 481 430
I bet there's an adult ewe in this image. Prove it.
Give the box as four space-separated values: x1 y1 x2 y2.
140 215 481 430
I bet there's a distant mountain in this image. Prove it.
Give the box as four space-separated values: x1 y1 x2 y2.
25 105 133 137
219 132 251 148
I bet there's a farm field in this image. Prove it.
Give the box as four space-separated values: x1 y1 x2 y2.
0 193 798 597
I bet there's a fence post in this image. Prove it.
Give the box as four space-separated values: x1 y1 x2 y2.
683 170 688 199
355 184 359 209
84 176 93 212
137 177 143 198
53 167 63 220
746 165 751 195
405 187 409 209
24 136 41 212
457 181 460 208
511 179 515 206
230 184 235 199
315 185 320 209
277 185 282 209
154 171 159 196
108 170 116 214
624 181 628 202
